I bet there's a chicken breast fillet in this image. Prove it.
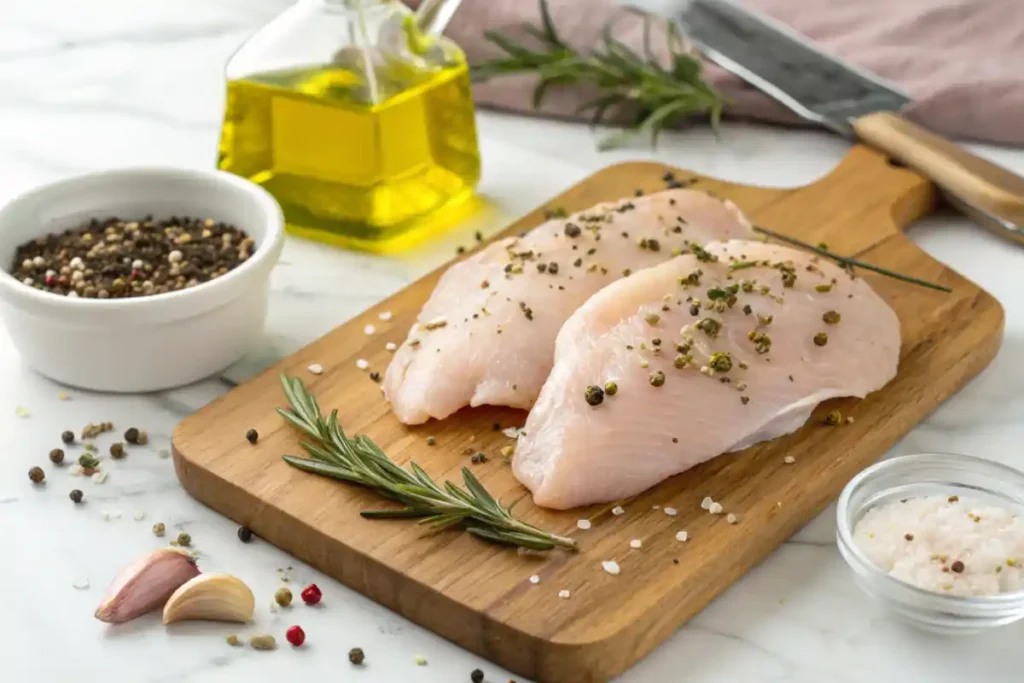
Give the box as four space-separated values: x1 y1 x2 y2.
513 239 901 509
383 190 754 424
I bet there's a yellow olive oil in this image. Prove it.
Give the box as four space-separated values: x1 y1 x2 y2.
217 61 480 252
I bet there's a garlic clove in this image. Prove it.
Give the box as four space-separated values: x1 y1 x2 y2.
162 574 255 624
95 548 200 623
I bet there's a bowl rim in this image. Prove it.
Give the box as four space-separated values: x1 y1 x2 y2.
0 166 284 313
836 451 1024 606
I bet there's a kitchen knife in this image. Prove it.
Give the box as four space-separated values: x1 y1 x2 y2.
677 0 1024 245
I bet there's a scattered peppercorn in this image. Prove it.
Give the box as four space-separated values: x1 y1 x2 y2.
176 532 192 547
286 625 306 647
109 442 125 459
70 489 84 504
49 448 64 465
470 452 488 465
226 634 241 647
124 427 140 444
904 533 914 541
644 312 660 326
649 370 666 387
237 526 253 543
584 385 605 406
948 495 959 503
349 647 365 665
825 410 843 426
28 466 45 484
152 522 166 537
456 246 466 255
564 223 581 238
245 428 258 444
301 583 322 605
604 381 618 396
368 371 381 382
275 587 293 607
813 332 829 347
951 560 965 573
822 310 841 325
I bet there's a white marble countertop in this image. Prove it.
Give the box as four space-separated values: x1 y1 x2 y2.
3 1 1024 681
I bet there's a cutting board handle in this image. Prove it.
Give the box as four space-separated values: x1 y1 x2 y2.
853 112 1024 244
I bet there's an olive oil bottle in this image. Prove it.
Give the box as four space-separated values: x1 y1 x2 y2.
217 0 480 252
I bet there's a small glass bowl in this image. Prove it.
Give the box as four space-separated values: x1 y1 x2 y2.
836 452 1024 635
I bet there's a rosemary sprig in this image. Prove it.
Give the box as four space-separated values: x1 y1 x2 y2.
276 374 577 552
753 226 952 293
471 0 724 149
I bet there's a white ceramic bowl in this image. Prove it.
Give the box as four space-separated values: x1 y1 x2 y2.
0 167 284 392
837 453 1024 635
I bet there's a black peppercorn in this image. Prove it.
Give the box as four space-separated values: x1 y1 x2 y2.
349 647 365 665
237 526 253 543
124 427 140 444
61 430 74 444
49 448 65 465
109 442 125 459
951 560 965 573
245 428 258 444
584 385 604 406
70 489 84 504
28 466 45 484
471 669 485 683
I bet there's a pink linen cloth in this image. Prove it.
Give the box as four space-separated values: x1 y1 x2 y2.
435 0 1024 146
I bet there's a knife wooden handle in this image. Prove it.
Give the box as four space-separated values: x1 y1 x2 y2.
853 111 1024 243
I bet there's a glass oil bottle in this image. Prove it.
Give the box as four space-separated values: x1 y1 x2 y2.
217 0 481 252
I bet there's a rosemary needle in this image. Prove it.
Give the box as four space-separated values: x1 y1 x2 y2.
753 226 952 293
277 374 577 552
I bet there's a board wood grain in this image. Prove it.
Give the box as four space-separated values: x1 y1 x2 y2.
173 146 1003 682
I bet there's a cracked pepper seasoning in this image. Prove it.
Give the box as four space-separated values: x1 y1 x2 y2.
584 385 605 406
814 332 829 347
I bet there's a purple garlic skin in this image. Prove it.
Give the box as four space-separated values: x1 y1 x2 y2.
95 548 200 623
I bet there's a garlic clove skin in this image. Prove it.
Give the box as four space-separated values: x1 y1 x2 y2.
95 548 200 623
162 574 255 624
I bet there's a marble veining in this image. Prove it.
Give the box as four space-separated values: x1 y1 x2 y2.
2 0 1024 681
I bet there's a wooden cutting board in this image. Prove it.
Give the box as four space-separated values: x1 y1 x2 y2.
173 146 1003 683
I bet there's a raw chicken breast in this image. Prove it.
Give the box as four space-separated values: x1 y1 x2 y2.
513 239 901 509
383 190 753 424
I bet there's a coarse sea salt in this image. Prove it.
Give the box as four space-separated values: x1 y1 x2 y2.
664 507 678 517
529 575 541 585
611 506 626 516
378 311 392 321
307 363 324 375
364 324 376 336
577 519 592 530
558 589 571 599
602 560 621 576
701 497 713 510
676 530 689 542
853 495 1024 597
356 358 370 370
630 539 642 549
385 342 398 352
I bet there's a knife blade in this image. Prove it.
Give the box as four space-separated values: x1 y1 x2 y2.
678 0 1024 245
